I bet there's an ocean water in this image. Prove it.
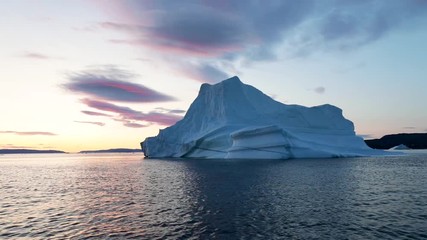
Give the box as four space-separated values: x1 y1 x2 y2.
1 152 427 239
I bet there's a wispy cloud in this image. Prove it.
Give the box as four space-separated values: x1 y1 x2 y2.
0 144 34 149
81 110 112 117
64 65 176 102
314 86 326 94
0 131 57 136
113 118 151 128
155 107 186 114
74 121 105 126
20 52 53 60
123 122 148 128
81 98 182 127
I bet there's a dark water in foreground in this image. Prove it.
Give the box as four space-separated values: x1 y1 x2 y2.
1 152 427 239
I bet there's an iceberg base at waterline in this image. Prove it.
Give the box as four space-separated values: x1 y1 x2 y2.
141 76 385 159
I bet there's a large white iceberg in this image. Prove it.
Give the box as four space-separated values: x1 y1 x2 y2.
141 76 382 159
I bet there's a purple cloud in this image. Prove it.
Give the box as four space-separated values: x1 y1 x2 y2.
74 121 105 126
98 0 427 60
81 98 138 115
0 131 57 136
105 20 248 57
143 111 183 126
143 7 250 56
123 122 148 128
81 98 182 126
81 110 112 117
64 66 176 103
99 1 314 59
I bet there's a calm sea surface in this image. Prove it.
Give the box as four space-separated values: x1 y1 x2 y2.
1 152 427 239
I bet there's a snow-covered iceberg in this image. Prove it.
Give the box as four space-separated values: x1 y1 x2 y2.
141 76 382 159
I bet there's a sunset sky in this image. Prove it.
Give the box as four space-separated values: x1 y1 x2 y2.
1 0 427 152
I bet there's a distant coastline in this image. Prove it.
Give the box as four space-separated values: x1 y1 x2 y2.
0 148 142 155
0 149 66 154
79 148 142 154
365 133 427 149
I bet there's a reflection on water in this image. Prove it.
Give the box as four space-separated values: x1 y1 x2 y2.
0 153 427 239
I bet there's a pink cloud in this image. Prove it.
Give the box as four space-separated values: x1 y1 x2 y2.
81 98 138 115
65 67 175 102
142 111 183 126
81 98 182 127
0 131 57 136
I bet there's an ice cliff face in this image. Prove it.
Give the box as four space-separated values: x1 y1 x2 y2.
141 76 380 159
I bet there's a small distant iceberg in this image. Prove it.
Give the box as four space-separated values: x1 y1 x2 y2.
141 76 386 159
390 144 411 150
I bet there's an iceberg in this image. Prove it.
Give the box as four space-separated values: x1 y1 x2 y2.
390 144 411 150
141 76 382 159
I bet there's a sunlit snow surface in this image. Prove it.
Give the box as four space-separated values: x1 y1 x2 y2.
142 77 385 159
